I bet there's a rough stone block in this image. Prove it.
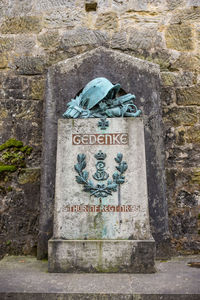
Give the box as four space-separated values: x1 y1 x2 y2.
29 78 45 100
0 37 14 52
34 0 76 11
176 84 200 106
60 28 109 50
95 12 118 30
0 54 8 69
186 126 200 144
0 16 42 34
165 24 194 51
48 240 155 273
128 26 163 52
164 107 198 126
14 56 47 75
37 31 60 50
170 7 200 23
110 31 128 50
172 54 200 72
44 9 85 28
187 0 200 6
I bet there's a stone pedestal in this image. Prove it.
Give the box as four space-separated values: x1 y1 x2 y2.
48 117 155 273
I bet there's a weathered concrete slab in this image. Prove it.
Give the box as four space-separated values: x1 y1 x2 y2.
48 118 155 273
0 255 200 299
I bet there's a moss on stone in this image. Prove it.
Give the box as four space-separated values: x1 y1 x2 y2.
20 146 33 155
0 139 23 151
0 165 17 173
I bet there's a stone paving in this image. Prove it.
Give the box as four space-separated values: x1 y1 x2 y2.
0 255 200 299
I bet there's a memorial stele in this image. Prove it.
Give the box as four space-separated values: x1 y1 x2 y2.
48 77 156 273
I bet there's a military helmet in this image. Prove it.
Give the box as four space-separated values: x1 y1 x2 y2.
80 77 121 110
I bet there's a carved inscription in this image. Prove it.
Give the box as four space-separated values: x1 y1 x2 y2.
65 205 140 213
72 133 128 145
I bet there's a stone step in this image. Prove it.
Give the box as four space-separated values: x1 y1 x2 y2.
0 255 200 299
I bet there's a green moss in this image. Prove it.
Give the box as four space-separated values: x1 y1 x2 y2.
0 138 23 151
20 145 33 155
7 186 12 192
198 214 200 220
6 240 11 246
0 165 17 173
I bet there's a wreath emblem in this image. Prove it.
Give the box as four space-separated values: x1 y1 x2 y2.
74 151 128 198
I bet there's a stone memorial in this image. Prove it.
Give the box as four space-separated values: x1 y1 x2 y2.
48 78 155 273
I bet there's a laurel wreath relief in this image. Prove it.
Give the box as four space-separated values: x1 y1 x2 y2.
74 152 128 198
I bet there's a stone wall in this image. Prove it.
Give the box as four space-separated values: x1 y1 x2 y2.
0 0 200 258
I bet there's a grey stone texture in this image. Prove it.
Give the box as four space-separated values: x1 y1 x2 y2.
48 118 155 272
38 47 169 260
0 0 200 260
0 255 200 297
49 240 155 273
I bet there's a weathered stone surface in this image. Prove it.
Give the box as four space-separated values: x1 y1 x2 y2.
44 9 85 28
110 31 128 50
48 118 155 272
172 54 200 72
165 24 194 51
127 0 164 11
164 107 198 126
0 16 42 34
128 26 163 52
170 7 200 24
60 28 108 50
37 31 60 50
34 0 76 11
160 87 176 106
0 37 14 52
14 56 47 75
0 75 28 100
0 54 8 69
29 77 45 100
54 119 152 240
0 137 40 259
14 36 36 55
176 190 198 208
3 0 34 18
18 168 40 185
95 12 119 30
49 240 155 273
167 0 186 10
170 210 198 238
1 255 200 296
39 47 169 260
187 0 200 6
186 126 200 144
176 84 200 106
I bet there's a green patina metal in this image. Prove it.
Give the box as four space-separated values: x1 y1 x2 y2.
93 150 109 181
98 118 109 130
63 77 141 119
74 151 127 198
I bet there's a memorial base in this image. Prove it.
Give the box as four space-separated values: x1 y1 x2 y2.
48 239 156 273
